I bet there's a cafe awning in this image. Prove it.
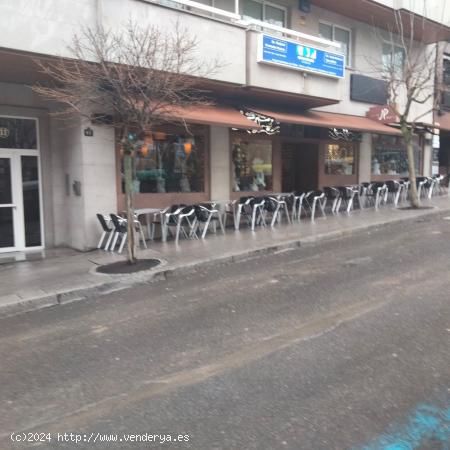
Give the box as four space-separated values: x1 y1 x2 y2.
250 108 402 135
169 104 261 130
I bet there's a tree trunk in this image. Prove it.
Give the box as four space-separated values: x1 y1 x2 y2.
123 152 136 264
402 126 420 208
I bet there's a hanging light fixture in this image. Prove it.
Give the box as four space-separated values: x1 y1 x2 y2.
183 141 193 156
140 133 153 157
144 134 153 145
140 145 149 157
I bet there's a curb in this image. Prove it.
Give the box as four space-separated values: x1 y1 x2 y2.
1 206 449 318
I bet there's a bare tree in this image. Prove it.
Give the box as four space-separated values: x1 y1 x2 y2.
34 21 218 263
370 7 440 208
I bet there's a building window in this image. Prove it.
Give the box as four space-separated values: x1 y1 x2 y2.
232 136 273 192
443 55 450 86
382 44 405 76
193 0 234 12
325 143 356 175
121 128 206 194
319 23 351 64
372 134 421 176
241 0 286 27
0 117 37 150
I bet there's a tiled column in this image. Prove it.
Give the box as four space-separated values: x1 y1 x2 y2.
358 133 372 183
422 140 432 176
210 126 230 201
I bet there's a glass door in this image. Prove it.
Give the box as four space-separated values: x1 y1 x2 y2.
0 116 43 253
0 156 17 251
0 153 43 253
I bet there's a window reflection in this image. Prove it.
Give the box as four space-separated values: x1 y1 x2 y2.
232 136 272 192
241 0 286 27
21 156 42 247
325 143 355 175
372 134 421 176
0 118 37 149
121 128 206 194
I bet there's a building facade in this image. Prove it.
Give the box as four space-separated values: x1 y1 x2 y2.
0 0 448 252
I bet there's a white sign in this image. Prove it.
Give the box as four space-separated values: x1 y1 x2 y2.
432 134 440 148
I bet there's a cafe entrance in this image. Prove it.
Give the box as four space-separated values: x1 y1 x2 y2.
281 141 319 193
0 117 43 253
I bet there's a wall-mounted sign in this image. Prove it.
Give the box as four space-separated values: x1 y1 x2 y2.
258 34 345 79
328 128 362 142
366 104 398 124
0 127 10 138
350 74 388 105
240 108 280 135
432 133 440 148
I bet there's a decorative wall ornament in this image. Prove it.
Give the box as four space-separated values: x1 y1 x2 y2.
240 109 280 135
328 127 362 142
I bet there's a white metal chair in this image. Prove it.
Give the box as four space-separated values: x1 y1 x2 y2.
96 214 115 250
149 206 170 241
233 197 253 230
109 214 147 254
292 192 307 221
305 190 326 221
164 205 197 244
193 204 225 238
249 198 267 231
268 196 291 227
323 187 341 214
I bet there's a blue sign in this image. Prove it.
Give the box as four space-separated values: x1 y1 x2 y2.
259 34 345 79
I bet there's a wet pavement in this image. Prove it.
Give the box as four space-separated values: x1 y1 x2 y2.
1 195 450 317
0 212 449 449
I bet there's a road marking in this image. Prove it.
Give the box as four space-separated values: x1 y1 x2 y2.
273 247 296 255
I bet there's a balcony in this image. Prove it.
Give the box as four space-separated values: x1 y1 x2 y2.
0 0 344 106
140 0 344 105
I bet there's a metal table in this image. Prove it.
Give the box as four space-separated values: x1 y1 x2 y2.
134 208 163 240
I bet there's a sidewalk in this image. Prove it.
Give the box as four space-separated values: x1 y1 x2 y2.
1 196 450 317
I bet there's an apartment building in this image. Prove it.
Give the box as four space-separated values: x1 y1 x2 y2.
0 0 449 252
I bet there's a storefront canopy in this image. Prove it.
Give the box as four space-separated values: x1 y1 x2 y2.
169 104 261 130
249 108 402 135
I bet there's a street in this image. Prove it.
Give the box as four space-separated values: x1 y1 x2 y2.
1 215 449 450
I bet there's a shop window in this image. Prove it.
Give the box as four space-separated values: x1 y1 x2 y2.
371 134 421 176
325 143 355 175
232 137 273 192
241 0 286 27
121 129 206 194
319 23 351 64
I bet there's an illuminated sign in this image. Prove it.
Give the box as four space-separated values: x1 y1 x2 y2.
258 34 345 79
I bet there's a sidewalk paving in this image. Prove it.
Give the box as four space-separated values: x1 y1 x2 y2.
1 195 450 317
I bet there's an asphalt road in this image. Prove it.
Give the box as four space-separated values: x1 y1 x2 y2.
0 215 449 450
